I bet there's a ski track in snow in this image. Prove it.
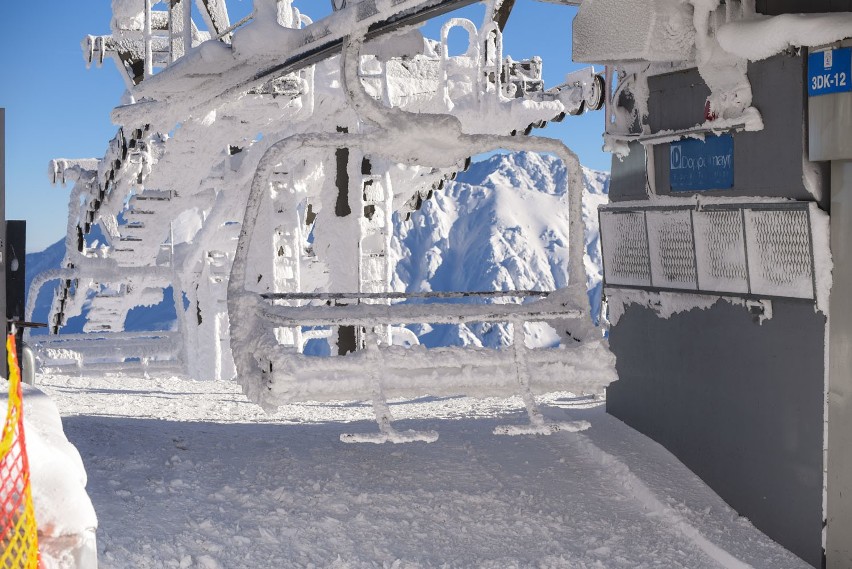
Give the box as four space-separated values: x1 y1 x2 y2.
38 372 809 569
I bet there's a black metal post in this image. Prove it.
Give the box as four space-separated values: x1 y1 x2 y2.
0 109 7 378
6 220 26 365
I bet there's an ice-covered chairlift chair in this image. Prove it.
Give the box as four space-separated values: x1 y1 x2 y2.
226 20 615 443
229 138 615 443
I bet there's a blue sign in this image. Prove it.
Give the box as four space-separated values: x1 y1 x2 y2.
808 47 852 96
670 134 734 192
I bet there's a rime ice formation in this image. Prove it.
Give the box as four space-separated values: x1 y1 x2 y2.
33 0 826 440
31 0 613 442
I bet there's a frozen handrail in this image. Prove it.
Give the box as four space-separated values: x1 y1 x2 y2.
260 290 552 301
261 299 583 327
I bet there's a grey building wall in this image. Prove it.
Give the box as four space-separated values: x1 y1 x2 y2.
605 54 828 567
649 54 820 203
757 0 852 15
607 301 825 567
608 142 647 202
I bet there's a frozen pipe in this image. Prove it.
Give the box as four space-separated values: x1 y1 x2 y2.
228 132 350 403
25 268 80 329
341 36 393 129
382 169 394 307
604 65 614 135
211 13 254 41
688 0 759 123
144 0 153 76
262 301 583 327
441 18 480 59
511 318 545 426
32 170 97 340
26 265 171 331
170 270 189 375
35 331 179 344
439 19 481 109
260 339 614 405
183 0 192 54
479 20 504 102
168 1 175 62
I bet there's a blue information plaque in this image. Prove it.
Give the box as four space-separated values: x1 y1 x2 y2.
808 47 852 97
669 134 734 192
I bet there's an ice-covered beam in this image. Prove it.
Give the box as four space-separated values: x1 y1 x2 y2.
48 159 99 186
492 0 516 30
112 0 482 128
196 0 232 38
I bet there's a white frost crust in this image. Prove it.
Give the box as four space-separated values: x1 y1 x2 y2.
606 289 720 326
2 384 98 567
257 340 616 410
690 0 758 122
802 139 826 203
493 419 590 436
573 0 695 64
607 289 788 327
614 194 795 208
810 202 832 316
718 13 852 62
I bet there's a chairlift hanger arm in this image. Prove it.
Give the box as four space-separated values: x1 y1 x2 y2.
253 0 481 85
493 0 516 30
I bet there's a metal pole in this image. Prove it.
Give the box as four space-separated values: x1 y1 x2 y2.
144 0 153 76
0 109 7 378
182 0 192 56
827 159 852 568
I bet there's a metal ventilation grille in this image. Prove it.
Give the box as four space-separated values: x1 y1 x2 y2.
600 203 816 300
647 210 696 288
745 209 814 298
693 210 749 294
600 211 650 286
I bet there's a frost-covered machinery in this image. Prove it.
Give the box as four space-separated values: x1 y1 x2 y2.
30 0 614 440
30 0 852 564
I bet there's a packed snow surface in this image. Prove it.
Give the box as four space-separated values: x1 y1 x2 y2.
36 371 811 568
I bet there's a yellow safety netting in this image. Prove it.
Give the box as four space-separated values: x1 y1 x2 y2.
0 334 39 568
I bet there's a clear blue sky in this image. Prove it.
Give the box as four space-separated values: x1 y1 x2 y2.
0 0 609 253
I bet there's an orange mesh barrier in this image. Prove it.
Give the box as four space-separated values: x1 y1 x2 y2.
0 334 39 568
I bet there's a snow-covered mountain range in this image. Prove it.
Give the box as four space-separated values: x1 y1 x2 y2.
25 152 609 344
392 151 608 347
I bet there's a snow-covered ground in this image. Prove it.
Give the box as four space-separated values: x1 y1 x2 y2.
37 371 809 569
